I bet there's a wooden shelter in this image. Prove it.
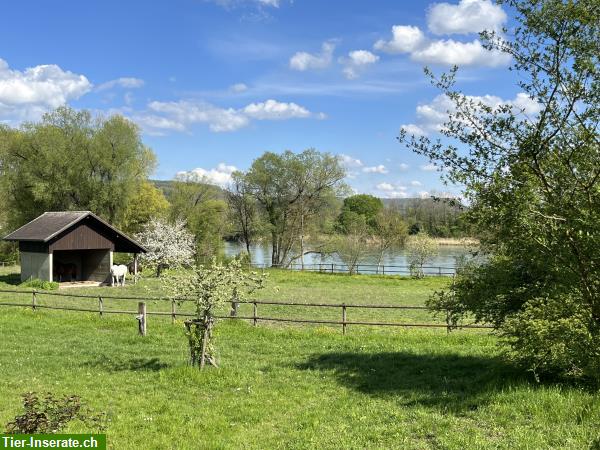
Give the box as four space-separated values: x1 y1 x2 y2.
3 211 146 284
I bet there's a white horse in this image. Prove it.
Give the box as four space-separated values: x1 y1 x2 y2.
110 264 128 287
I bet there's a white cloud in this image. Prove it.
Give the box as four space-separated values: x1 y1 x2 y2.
0 58 92 123
363 165 388 174
388 191 409 199
410 180 422 186
376 182 395 191
258 0 279 6
374 25 427 54
421 163 438 171
207 0 281 8
411 38 511 67
230 83 248 93
341 50 379 79
401 92 541 136
243 99 312 120
290 41 335 71
398 163 410 171
134 98 322 134
427 0 507 35
148 100 249 132
338 154 364 168
419 191 431 199
176 163 238 188
96 77 144 91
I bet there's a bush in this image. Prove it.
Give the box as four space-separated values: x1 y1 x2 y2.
6 392 105 434
501 294 600 383
19 279 59 290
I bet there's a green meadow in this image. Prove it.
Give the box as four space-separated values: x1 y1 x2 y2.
0 267 598 449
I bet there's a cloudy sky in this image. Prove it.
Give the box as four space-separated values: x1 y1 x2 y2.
0 0 528 198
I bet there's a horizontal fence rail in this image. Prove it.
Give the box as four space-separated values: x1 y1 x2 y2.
248 262 457 276
0 288 492 334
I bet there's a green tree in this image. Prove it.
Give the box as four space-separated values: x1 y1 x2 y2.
169 180 227 260
336 194 383 233
401 0 600 380
373 208 408 273
243 149 346 267
0 107 155 229
121 181 170 235
226 172 261 259
406 232 437 278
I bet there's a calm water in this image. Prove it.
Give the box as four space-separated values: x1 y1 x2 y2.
224 241 476 276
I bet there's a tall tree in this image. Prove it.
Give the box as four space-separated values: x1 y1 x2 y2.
0 107 155 228
243 149 346 267
169 179 228 260
226 172 260 259
401 0 600 380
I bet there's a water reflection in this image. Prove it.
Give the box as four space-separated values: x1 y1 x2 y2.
224 241 476 276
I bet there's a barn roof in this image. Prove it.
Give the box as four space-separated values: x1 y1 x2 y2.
3 211 147 253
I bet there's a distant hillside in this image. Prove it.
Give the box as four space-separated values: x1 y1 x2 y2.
150 179 226 201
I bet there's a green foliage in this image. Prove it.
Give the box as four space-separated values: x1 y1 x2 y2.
6 392 104 434
121 181 170 235
401 0 600 380
163 258 266 368
242 149 346 266
0 107 156 229
501 294 600 383
336 194 383 233
19 279 59 291
169 180 227 260
406 232 438 278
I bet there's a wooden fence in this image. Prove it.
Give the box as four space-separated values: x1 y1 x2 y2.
0 288 492 335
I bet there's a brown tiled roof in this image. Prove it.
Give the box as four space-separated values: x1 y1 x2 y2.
3 211 147 252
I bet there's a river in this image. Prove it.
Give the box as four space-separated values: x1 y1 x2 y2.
224 241 477 276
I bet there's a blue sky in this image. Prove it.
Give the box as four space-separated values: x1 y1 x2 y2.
0 0 532 198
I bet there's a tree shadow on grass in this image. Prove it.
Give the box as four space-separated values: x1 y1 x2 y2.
0 271 22 286
298 351 531 413
83 357 170 372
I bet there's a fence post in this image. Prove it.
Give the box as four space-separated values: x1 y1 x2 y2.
439 266 442 277
137 302 147 336
32 291 37 311
382 265 385 276
252 302 257 326
331 263 334 274
171 299 176 324
446 308 451 334
98 296 103 318
342 304 347 335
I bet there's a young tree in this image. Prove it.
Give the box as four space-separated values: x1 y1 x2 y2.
373 208 408 273
406 232 437 278
163 258 266 369
135 218 195 276
243 149 346 267
401 0 600 380
327 213 371 274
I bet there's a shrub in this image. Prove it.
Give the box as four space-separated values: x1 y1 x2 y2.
6 392 105 434
501 294 600 383
20 279 59 290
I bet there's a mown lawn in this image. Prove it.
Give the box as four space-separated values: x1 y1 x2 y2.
0 267 599 449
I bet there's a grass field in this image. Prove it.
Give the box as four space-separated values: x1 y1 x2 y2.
0 266 599 449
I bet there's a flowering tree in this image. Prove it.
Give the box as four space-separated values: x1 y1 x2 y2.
163 258 266 369
135 218 195 276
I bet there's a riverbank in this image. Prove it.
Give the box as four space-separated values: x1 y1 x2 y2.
434 237 479 246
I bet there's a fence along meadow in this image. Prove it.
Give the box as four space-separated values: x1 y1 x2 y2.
0 288 492 335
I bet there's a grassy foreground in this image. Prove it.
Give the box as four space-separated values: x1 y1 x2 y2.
0 268 599 449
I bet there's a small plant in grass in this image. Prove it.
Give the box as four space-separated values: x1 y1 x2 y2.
19 279 59 290
6 392 105 434
163 258 267 369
